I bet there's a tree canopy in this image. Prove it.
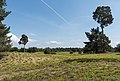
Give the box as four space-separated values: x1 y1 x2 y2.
0 0 11 52
114 44 120 52
84 27 111 53
18 34 28 52
93 6 114 29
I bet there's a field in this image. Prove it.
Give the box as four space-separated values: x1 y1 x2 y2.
0 52 120 81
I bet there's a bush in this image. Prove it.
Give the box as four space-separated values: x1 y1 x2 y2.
70 51 74 54
44 48 51 54
78 51 83 54
114 44 120 52
10 47 19 52
27 47 38 53
19 48 26 52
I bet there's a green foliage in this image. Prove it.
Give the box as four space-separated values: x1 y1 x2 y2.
78 49 83 54
92 6 114 53
44 47 51 54
70 51 74 54
50 48 82 53
18 34 28 46
10 47 19 52
84 27 111 53
43 48 81 54
18 34 28 52
0 0 11 52
19 48 26 52
114 44 120 52
93 6 114 28
0 0 7 7
27 47 39 53
2 47 83 53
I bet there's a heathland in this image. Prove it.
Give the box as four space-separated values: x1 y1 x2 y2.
0 52 120 81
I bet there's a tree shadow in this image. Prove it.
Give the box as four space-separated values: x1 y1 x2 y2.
0 54 8 60
64 58 120 63
116 54 120 55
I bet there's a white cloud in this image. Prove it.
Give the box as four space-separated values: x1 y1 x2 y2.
111 41 119 47
28 38 37 42
7 33 19 42
46 41 62 45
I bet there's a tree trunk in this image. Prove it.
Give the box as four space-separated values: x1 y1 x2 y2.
24 45 25 52
101 25 105 53
101 27 104 36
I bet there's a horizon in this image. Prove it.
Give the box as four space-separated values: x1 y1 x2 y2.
4 0 120 48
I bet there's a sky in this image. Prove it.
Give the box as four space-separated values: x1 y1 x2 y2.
4 0 120 48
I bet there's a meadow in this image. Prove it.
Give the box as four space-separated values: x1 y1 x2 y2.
0 52 120 81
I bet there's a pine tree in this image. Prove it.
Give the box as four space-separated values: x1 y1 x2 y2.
18 34 28 52
0 0 11 52
84 27 111 53
93 6 114 52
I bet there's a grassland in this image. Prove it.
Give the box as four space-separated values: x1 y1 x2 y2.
0 52 120 81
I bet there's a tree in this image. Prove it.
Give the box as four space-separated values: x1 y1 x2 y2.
18 34 28 52
10 47 19 52
93 6 114 52
93 6 114 35
84 27 111 53
44 47 51 54
27 47 38 53
114 44 120 52
0 0 11 52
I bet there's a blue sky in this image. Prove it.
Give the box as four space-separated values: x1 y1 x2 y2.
4 0 120 48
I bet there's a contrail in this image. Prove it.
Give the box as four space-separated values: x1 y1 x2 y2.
40 0 69 24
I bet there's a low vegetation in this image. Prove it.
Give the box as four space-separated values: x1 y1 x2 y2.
0 52 120 81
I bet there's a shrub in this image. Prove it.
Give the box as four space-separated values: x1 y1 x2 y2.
27 47 38 53
44 48 51 54
70 51 74 54
10 47 19 52
114 44 120 52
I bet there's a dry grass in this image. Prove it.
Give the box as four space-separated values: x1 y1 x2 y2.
0 52 120 81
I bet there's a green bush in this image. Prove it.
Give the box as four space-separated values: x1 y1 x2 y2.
10 47 19 52
44 48 51 54
27 47 38 53
70 51 74 54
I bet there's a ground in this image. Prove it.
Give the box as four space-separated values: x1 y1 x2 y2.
0 52 120 81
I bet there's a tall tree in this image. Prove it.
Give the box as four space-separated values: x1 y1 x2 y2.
93 6 114 35
0 0 11 52
84 27 111 53
93 6 114 52
18 34 28 52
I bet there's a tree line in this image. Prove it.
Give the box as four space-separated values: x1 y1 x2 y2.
10 47 82 54
9 46 120 54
